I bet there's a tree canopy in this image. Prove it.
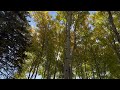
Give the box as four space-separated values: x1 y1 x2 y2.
0 11 120 79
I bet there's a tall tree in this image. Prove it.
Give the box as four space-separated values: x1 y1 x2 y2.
64 11 73 79
0 11 30 79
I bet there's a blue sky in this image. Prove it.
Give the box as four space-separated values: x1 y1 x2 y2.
27 11 57 28
49 11 57 19
28 11 96 28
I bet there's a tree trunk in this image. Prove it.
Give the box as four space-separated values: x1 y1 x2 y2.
64 11 72 79
107 11 120 43
43 64 46 79
103 63 106 79
28 63 34 79
91 64 95 79
53 66 57 79
34 64 39 79
28 63 36 79
30 65 36 79
46 61 51 79
69 13 79 79
80 64 84 79
53 59 58 79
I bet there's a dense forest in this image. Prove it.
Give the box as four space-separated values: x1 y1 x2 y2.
0 11 120 79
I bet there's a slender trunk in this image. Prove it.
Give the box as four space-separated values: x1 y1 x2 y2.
53 66 57 79
64 11 72 79
69 13 79 79
78 63 83 79
75 75 76 79
46 61 51 79
84 62 88 79
43 60 50 79
30 65 37 79
43 64 46 79
91 65 95 79
28 61 35 79
81 65 84 79
34 64 39 79
107 11 120 43
28 68 32 79
53 58 58 79
81 70 84 79
69 65 72 79
79 75 81 79
28 63 36 79
103 63 106 79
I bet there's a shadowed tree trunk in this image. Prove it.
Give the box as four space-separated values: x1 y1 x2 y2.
107 11 120 43
64 11 72 79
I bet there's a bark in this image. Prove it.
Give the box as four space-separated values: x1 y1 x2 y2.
80 64 84 79
53 66 57 79
28 63 35 79
43 59 50 79
46 61 51 79
103 63 106 79
43 64 47 79
64 11 72 79
69 13 79 79
53 58 58 79
107 11 120 43
30 65 37 79
34 64 39 79
91 65 95 79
